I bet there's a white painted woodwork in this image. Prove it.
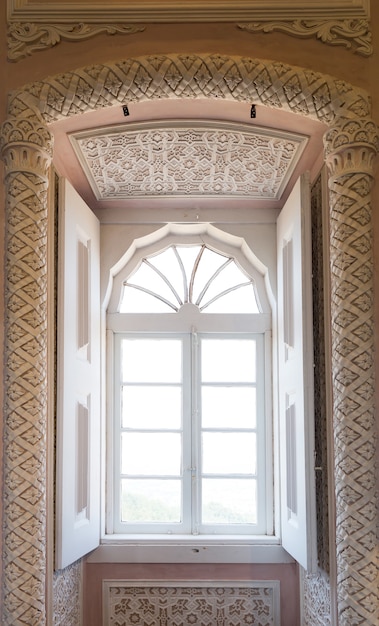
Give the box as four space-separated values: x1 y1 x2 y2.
56 179 101 569
276 175 317 572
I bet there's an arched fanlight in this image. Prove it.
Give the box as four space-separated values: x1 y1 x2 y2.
119 245 261 314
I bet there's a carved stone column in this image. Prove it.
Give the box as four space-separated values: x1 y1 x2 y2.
324 119 379 626
0 117 53 625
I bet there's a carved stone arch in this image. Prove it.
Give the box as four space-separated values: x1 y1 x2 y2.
0 54 378 626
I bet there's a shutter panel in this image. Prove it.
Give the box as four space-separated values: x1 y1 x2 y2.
276 175 317 572
56 179 101 569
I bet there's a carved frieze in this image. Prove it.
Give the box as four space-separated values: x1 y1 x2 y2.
6 0 372 60
238 19 372 57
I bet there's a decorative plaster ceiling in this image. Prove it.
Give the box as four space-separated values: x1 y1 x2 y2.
70 121 308 201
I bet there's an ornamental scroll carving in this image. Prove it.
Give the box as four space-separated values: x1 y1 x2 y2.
7 22 146 62
7 18 372 61
238 19 372 58
0 54 378 626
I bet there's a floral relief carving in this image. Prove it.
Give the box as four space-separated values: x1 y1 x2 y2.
0 54 378 626
238 19 372 57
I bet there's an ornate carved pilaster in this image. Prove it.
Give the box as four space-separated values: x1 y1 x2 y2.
324 119 379 626
0 117 53 625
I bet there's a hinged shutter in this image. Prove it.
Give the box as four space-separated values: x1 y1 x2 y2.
277 175 317 572
56 179 101 569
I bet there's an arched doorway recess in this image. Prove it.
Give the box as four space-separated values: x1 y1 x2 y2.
0 54 378 626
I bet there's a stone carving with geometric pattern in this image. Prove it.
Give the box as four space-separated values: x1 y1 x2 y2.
53 561 82 626
7 55 371 127
72 122 306 200
302 571 332 626
104 581 280 626
0 54 378 626
324 118 379 626
0 118 53 625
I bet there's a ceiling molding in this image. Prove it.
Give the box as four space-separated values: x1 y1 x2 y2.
7 0 370 23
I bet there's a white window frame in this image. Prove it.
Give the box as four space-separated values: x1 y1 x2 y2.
109 329 270 537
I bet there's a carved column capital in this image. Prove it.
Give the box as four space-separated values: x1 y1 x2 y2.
0 117 54 179
323 119 379 179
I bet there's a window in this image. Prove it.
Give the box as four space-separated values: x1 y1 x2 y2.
57 177 317 571
108 244 272 536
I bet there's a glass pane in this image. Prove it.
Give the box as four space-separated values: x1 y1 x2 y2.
202 284 259 314
148 247 185 304
202 387 256 429
201 338 256 382
120 285 175 313
122 385 182 429
126 262 179 307
121 432 181 475
192 247 227 303
202 478 257 524
202 432 256 475
198 261 250 306
121 479 181 523
121 338 182 383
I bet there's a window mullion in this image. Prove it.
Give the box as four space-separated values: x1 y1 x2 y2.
191 327 200 535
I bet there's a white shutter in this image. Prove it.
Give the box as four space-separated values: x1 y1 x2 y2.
56 179 101 569
276 175 317 572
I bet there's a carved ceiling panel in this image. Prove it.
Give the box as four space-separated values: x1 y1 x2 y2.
70 121 308 201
